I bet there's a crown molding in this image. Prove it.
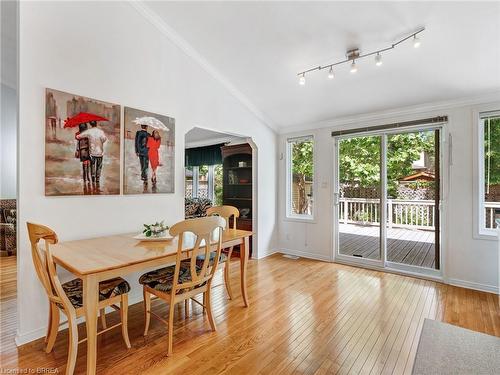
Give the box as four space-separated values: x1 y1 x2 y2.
128 1 276 132
278 90 500 134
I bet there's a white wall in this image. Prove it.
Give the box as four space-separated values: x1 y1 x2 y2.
1 84 17 199
278 97 500 294
17 1 277 344
1 0 18 200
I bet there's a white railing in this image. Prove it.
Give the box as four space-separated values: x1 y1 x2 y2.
485 202 500 229
339 198 436 230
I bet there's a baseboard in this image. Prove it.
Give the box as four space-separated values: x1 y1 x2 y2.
446 278 499 295
278 248 332 262
254 249 279 259
15 290 144 346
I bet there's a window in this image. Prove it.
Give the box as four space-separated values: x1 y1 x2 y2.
184 164 223 204
287 136 314 218
478 112 500 235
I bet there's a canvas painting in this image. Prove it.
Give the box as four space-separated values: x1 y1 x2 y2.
123 107 175 194
45 88 121 196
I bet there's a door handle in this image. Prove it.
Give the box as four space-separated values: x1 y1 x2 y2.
333 193 340 206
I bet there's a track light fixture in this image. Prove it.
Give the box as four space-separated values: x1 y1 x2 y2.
297 27 424 85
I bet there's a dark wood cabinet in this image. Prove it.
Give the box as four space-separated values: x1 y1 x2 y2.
221 143 253 256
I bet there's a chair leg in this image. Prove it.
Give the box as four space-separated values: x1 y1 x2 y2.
45 303 60 353
44 303 52 343
120 294 131 349
66 312 78 375
167 300 175 356
184 299 189 317
224 247 234 300
100 308 107 329
205 288 216 332
203 292 207 314
143 289 151 336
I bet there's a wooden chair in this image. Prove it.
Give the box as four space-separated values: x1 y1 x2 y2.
26 223 131 375
206 205 239 300
139 215 226 355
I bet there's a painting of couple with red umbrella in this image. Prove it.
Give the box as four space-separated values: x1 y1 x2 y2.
45 88 121 196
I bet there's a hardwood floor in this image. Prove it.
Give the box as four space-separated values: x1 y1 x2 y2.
1 254 499 374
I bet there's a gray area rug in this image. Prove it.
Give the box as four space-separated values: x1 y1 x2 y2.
412 319 500 375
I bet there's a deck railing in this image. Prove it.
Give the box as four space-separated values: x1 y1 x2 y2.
339 198 436 230
485 202 500 229
339 198 500 230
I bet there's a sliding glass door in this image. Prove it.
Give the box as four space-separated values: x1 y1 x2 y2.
334 126 442 274
337 135 383 265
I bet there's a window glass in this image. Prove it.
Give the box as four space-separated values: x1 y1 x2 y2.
481 114 500 230
288 137 314 217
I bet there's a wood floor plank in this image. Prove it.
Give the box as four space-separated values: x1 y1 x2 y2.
1 254 498 375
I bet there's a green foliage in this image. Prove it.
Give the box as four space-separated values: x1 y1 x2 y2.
484 117 500 186
214 164 223 205
339 136 381 187
291 140 314 214
339 131 435 197
143 221 169 237
291 140 313 180
387 131 434 196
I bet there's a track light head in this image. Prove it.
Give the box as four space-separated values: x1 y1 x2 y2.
299 73 306 85
350 60 358 73
413 35 421 48
375 53 383 66
328 66 335 79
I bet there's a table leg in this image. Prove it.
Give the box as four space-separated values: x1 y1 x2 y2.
240 236 250 307
83 275 99 375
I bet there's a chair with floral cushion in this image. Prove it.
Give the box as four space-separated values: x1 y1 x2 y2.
26 222 131 375
0 199 16 256
139 215 226 355
205 205 239 300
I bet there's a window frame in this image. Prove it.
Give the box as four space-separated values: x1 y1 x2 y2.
473 108 500 239
286 135 316 221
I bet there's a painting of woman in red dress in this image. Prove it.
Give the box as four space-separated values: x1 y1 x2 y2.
123 107 175 194
147 130 162 185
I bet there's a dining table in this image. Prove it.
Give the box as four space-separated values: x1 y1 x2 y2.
51 228 252 375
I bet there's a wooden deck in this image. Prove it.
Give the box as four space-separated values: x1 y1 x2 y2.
339 223 437 269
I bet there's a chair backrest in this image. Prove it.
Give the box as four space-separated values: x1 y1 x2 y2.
26 222 73 310
169 216 226 293
206 205 239 230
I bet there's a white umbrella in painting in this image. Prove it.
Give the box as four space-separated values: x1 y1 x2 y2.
133 116 169 131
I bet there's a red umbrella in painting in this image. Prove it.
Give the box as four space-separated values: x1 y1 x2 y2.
64 112 109 128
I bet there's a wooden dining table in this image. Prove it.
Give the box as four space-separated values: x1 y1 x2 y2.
51 228 252 375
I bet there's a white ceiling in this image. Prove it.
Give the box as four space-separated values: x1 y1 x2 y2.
185 127 246 148
144 1 500 131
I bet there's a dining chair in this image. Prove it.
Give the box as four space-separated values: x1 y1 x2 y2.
139 215 226 355
206 205 239 300
26 222 131 375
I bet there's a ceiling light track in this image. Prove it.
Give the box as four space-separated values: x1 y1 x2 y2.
297 27 425 84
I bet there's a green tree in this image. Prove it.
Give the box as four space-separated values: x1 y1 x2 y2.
214 164 223 205
339 131 435 197
291 140 313 214
484 117 500 190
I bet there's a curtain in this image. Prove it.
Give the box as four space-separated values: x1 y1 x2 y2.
185 143 224 167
